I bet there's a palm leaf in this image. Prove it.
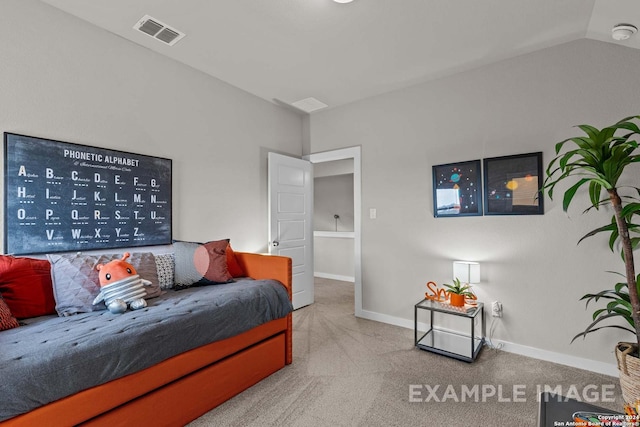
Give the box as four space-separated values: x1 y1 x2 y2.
576 124 601 143
588 181 602 208
571 312 636 343
577 222 616 245
572 324 636 343
563 178 590 211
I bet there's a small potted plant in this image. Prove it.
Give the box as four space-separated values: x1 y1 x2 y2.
443 278 475 307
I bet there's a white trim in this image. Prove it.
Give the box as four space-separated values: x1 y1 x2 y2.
305 146 362 317
314 231 355 238
493 340 618 377
359 309 619 377
314 272 355 282
360 309 414 329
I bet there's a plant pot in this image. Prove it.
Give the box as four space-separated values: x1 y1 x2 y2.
616 342 640 405
449 294 465 307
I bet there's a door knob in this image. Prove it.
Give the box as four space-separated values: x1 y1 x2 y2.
272 241 280 247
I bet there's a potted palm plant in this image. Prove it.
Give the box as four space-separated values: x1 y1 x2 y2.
543 115 640 404
443 278 475 307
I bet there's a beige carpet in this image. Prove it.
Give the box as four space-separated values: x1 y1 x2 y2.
188 278 623 426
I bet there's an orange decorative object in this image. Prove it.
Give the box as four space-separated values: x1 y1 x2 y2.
449 293 465 307
465 293 478 306
425 281 448 302
425 281 477 308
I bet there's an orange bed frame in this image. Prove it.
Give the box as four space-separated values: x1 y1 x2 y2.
1 252 293 427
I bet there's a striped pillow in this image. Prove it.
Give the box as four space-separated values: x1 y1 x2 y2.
0 296 19 331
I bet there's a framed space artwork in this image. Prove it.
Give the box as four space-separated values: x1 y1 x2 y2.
432 160 482 217
483 152 544 215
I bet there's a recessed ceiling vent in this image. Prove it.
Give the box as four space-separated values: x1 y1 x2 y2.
291 97 329 113
134 15 185 46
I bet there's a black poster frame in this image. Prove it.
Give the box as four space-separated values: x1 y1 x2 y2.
483 152 544 216
4 133 172 255
432 159 483 217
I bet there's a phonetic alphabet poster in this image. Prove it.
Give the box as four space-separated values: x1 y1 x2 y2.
4 133 172 255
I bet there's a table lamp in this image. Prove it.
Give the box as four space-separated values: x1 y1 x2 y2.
453 261 480 285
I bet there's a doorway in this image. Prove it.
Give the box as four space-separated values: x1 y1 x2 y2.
304 147 362 317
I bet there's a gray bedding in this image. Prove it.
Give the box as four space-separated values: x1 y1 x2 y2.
0 279 292 422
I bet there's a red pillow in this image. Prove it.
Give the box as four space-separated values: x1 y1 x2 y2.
226 244 246 278
191 240 233 283
0 296 19 331
0 255 56 319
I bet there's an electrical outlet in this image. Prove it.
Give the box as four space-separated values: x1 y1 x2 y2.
491 301 503 318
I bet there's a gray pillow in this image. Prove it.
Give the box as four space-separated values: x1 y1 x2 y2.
49 252 161 316
154 253 175 290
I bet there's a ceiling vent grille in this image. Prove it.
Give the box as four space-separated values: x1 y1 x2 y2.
134 15 185 46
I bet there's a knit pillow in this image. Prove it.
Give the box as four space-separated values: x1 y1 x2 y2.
0 296 20 331
154 253 175 289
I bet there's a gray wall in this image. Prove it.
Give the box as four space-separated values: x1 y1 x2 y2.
314 236 354 281
309 38 640 368
0 0 302 253
313 161 355 280
314 174 354 232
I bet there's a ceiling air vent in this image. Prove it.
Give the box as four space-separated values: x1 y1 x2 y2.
134 15 185 46
291 97 328 113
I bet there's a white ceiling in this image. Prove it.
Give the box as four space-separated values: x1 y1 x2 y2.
40 0 640 112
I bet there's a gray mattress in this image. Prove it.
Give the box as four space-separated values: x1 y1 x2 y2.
0 278 292 422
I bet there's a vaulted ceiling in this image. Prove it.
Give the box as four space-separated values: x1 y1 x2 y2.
41 0 640 112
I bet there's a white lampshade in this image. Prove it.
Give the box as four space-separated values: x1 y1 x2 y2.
453 261 480 284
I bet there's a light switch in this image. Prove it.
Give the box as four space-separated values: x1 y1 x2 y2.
369 208 377 219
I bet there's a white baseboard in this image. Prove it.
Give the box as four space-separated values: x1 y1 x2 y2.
314 272 355 282
493 340 618 377
358 309 619 377
360 309 414 329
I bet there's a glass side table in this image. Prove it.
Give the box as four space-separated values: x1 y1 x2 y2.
414 298 485 362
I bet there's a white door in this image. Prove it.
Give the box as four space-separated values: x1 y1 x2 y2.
268 152 313 309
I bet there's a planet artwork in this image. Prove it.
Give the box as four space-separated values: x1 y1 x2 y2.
484 153 543 215
434 161 480 215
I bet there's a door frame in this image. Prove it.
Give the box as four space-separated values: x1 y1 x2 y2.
304 146 362 317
